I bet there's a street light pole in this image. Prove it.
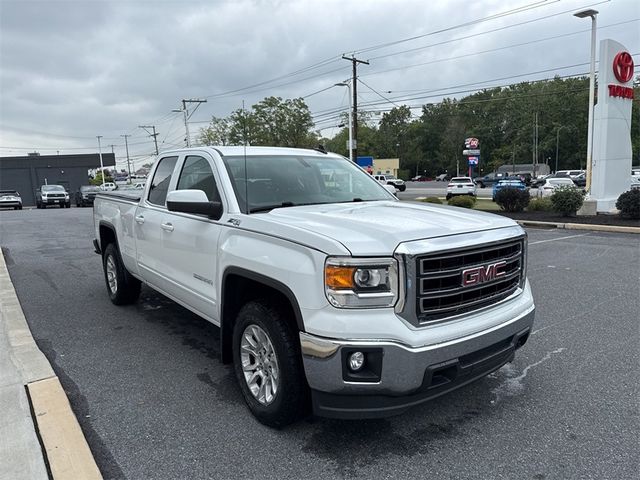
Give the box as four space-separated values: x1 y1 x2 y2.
335 82 353 162
555 125 566 173
574 8 598 192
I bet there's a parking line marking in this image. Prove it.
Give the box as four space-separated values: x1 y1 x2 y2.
529 233 590 245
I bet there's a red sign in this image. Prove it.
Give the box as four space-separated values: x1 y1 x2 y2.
613 51 634 83
465 137 479 149
608 84 634 99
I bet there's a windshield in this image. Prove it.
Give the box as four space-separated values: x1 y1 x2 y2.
81 186 100 192
222 154 394 213
42 185 65 192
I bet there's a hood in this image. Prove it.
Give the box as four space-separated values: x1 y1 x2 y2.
256 200 517 256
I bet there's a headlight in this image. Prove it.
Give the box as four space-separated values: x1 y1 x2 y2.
325 257 398 308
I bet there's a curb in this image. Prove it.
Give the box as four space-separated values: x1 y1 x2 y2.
0 251 102 479
515 220 640 234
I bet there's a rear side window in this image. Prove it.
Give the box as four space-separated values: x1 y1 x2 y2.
148 156 178 206
176 155 221 202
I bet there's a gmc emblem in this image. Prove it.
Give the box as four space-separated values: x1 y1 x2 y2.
462 261 507 287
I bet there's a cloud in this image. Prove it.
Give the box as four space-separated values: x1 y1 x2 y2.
0 0 638 169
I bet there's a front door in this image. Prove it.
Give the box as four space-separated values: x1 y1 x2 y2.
158 153 225 322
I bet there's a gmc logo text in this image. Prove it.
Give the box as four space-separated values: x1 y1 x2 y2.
462 261 507 287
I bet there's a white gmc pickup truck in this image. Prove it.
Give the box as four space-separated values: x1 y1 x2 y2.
93 146 535 427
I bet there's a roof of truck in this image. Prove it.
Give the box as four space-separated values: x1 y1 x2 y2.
159 146 342 158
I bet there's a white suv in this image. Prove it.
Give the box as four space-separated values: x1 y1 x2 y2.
446 177 477 200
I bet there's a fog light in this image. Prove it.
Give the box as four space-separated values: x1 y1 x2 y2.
348 351 365 371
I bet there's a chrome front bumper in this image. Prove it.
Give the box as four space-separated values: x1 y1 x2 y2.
300 304 535 418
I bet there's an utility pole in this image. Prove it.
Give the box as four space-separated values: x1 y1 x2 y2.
532 112 539 177
96 136 105 189
174 99 207 147
121 134 132 182
342 55 369 162
139 125 160 155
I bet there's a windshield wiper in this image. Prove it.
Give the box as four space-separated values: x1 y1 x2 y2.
249 201 341 213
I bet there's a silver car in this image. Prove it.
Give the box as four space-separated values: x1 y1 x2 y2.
0 190 23 210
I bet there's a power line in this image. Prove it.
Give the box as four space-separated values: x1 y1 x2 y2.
364 0 611 61
352 0 561 55
361 18 639 79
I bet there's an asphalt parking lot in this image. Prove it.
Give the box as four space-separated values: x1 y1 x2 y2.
1 207 638 480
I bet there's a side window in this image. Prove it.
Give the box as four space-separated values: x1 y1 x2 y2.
148 156 178 206
176 155 221 202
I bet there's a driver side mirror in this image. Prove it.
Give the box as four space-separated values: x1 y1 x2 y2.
166 189 223 220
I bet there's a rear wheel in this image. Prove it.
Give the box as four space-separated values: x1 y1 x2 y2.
232 300 309 428
102 243 141 305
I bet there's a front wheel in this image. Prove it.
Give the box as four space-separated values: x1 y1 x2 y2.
232 300 309 428
102 243 141 305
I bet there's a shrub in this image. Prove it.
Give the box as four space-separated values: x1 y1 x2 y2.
550 186 584 216
527 197 553 212
447 195 476 209
494 188 530 212
616 190 640 219
422 196 443 204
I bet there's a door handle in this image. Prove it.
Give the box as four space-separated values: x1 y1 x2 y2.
161 222 174 232
135 215 145 224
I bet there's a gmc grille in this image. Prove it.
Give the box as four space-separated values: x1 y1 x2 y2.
415 239 524 323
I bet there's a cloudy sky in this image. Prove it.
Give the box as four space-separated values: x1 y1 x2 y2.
1 0 638 170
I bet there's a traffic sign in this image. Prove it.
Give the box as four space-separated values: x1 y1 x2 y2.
463 149 480 156
468 156 479 165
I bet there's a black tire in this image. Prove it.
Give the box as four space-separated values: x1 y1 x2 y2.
18 205 22 210
65 202 71 208
232 300 309 428
102 243 141 305
60 203 65 208
398 185 406 192
446 194 452 200
478 182 485 188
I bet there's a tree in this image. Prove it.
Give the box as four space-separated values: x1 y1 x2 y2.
228 108 257 146
198 116 231 146
89 170 113 186
376 106 411 158
250 96 316 147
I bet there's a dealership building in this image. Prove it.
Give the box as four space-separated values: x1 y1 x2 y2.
0 153 115 206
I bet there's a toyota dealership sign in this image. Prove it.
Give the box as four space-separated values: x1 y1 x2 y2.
590 39 635 213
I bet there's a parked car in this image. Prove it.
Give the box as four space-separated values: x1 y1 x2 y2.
630 176 640 191
36 185 70 208
556 170 584 179
0 190 23 210
75 185 101 207
536 177 576 197
572 173 586 188
492 179 527 201
530 174 550 188
411 175 429 182
99 182 117 191
374 174 406 192
435 173 451 182
476 173 511 188
446 177 476 200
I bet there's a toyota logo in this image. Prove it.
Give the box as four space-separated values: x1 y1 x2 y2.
613 51 634 83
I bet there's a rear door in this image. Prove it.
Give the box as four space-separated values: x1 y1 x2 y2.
134 155 180 293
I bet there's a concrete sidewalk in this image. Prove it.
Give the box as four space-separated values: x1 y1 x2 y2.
0 252 101 479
